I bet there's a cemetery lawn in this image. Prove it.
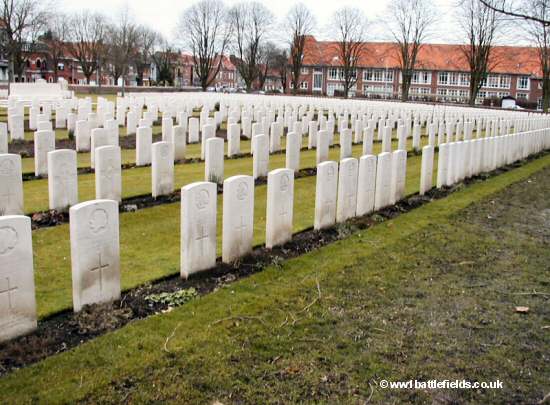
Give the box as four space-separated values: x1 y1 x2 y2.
1 154 549 404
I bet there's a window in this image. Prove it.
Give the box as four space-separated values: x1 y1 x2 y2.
477 91 486 99
313 72 323 90
363 69 393 83
449 72 459 86
58 63 64 71
300 81 308 89
459 73 470 86
438 72 448 85
36 59 41 68
411 71 431 84
517 76 529 90
516 92 528 99
459 89 469 99
301 67 309 75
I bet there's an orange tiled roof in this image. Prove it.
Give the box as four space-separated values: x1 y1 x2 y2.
302 36 542 78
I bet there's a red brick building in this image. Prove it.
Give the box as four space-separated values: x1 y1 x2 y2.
293 36 543 108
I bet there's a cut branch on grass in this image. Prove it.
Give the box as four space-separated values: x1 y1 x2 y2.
163 322 182 353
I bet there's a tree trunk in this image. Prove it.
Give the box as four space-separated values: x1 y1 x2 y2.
400 79 409 102
542 72 550 112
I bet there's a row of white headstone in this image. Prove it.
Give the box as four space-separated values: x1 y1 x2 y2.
2 127 549 343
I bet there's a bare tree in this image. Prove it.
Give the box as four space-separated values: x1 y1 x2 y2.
478 0 550 111
66 11 107 84
178 0 231 91
285 3 315 95
386 0 435 101
133 26 158 86
333 7 367 98
228 1 273 92
105 7 139 95
151 37 176 86
0 0 48 85
268 46 289 93
42 13 69 82
458 0 502 105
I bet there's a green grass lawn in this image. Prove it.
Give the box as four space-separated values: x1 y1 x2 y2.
31 142 431 319
1 149 548 404
21 136 431 214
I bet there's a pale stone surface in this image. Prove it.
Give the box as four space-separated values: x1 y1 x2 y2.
314 161 338 230
397 125 406 150
34 130 55 177
180 181 217 278
336 158 358 223
412 123 421 151
152 141 174 197
90 128 110 169
222 175 254 263
75 120 91 152
37 121 52 131
0 123 8 154
136 126 152 166
285 132 301 171
69 200 120 312
362 125 374 155
10 115 24 141
105 119 119 146
47 149 78 211
0 215 37 342
189 118 199 143
374 152 392 210
447 142 457 186
0 154 24 215
382 126 392 153
205 137 224 183
253 134 269 179
356 154 377 216
126 111 138 135
308 121 318 149
270 122 282 153
390 150 407 204
228 123 240 157
340 128 352 160
95 146 122 202
173 125 187 161
316 129 329 164
201 124 215 160
265 168 294 249
419 145 435 195
436 143 449 188
162 117 173 143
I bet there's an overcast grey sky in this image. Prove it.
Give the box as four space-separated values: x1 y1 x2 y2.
58 0 518 47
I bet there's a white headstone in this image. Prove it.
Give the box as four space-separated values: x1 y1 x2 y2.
136 126 152 166
314 161 338 230
34 130 55 177
356 154 377 216
47 149 78 211
152 141 174 197
222 175 254 263
173 125 187 161
228 123 240 157
90 128 110 169
0 215 37 342
265 168 294 249
374 152 392 210
419 145 434 195
205 137 224 183
253 134 269 179
201 124 215 160
340 129 352 160
70 200 120 312
180 182 217 278
390 150 407 204
95 145 122 202
189 118 199 143
436 143 449 188
316 130 329 164
75 120 91 152
285 132 301 172
336 158 358 223
0 154 24 215
0 123 8 154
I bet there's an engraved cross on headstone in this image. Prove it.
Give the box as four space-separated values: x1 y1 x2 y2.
90 250 109 292
0 277 18 310
196 222 209 256
236 215 247 243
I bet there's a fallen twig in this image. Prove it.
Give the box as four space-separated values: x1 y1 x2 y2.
209 315 267 327
297 278 322 314
163 323 182 353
